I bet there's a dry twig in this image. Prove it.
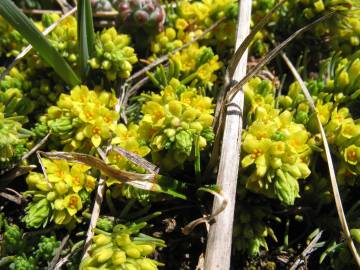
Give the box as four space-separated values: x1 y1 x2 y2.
204 1 252 269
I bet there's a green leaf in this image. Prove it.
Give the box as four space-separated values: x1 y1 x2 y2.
0 0 81 87
78 0 95 80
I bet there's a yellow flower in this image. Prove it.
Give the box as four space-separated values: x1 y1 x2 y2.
64 163 88 192
84 175 96 192
142 101 166 124
99 107 119 126
63 194 83 216
344 145 360 165
42 159 70 180
83 119 112 147
79 103 98 123
53 209 72 225
175 18 189 30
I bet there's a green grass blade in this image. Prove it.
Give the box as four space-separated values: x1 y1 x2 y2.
0 0 81 87
78 0 95 80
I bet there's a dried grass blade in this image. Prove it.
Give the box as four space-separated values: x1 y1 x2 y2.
111 146 159 174
56 0 72 13
0 191 23 205
21 133 51 161
281 52 360 267
48 234 70 270
182 187 227 235
38 151 157 184
289 230 323 270
226 10 337 101
0 165 36 188
227 0 288 79
82 177 106 259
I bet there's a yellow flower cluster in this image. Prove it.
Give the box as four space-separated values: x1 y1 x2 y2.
44 85 119 150
80 223 164 270
177 0 237 45
318 106 360 185
110 123 151 170
89 27 138 80
241 106 312 205
244 77 276 118
0 16 25 58
179 0 235 27
46 15 78 65
107 124 152 201
23 159 96 228
150 28 184 58
327 54 360 97
171 42 223 86
138 78 214 170
233 192 277 255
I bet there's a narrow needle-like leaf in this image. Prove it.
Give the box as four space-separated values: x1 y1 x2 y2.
77 0 95 80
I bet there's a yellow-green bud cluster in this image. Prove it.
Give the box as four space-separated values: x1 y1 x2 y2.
170 42 223 87
0 87 35 117
277 0 360 54
0 13 73 63
0 113 30 172
324 53 360 99
0 65 65 112
90 27 138 80
233 192 277 255
320 106 360 185
46 15 78 65
244 77 276 119
0 89 33 171
80 222 164 270
241 106 312 205
150 27 183 59
40 85 119 151
0 16 28 58
0 67 29 91
177 0 237 46
23 158 96 228
138 78 214 170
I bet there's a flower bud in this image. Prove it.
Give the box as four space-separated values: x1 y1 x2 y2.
55 182 69 195
168 100 182 116
338 70 350 88
182 108 198 122
198 136 207 149
93 234 112 246
46 191 56 201
95 248 114 263
351 229 360 244
138 244 155 256
124 263 139 270
165 28 176 40
112 249 127 265
137 258 157 270
124 244 141 258
115 234 131 246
